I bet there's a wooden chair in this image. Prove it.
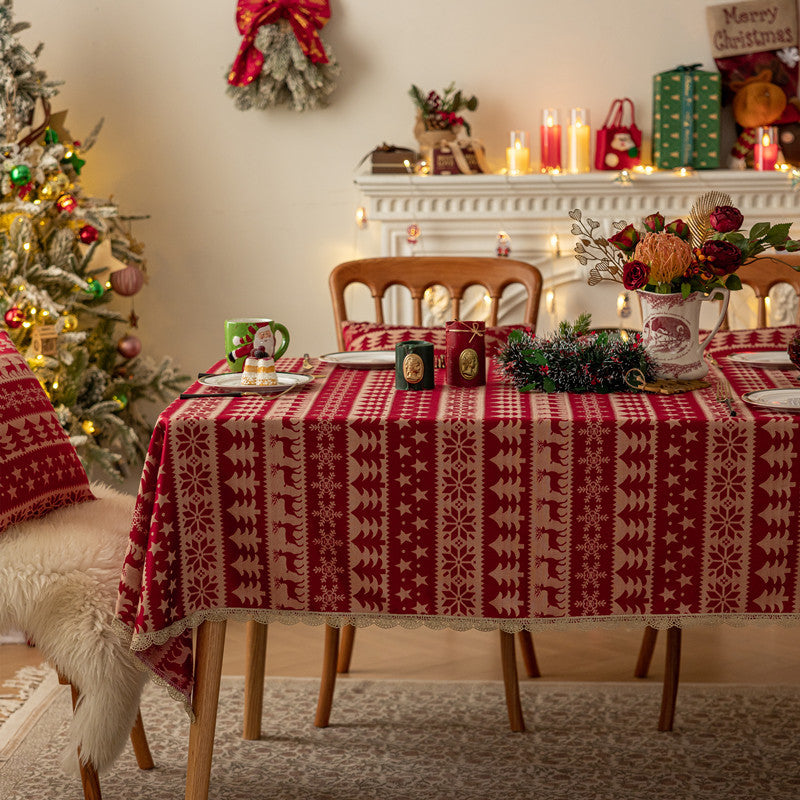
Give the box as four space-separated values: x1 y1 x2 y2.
328 256 542 731
0 484 154 799
243 256 543 737
635 253 800 731
721 253 800 329
329 255 543 343
57 672 154 800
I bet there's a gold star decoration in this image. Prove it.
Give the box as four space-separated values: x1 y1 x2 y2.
77 237 128 280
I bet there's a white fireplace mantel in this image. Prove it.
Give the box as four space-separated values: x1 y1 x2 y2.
353 170 800 329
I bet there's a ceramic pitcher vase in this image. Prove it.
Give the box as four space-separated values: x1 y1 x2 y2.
638 288 730 380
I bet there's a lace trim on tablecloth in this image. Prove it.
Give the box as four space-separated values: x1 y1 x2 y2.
114 609 800 720
116 608 800 654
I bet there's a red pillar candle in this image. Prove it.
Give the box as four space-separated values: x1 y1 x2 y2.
445 320 486 387
540 108 562 172
754 126 778 171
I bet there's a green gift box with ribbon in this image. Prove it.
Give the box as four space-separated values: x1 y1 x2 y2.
652 64 721 170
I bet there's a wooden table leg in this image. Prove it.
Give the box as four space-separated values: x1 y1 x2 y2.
315 624 340 728
658 626 682 732
499 630 525 732
634 626 659 678
185 620 227 800
517 630 540 679
337 624 356 674
242 621 268 740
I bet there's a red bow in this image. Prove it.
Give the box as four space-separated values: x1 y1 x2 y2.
228 0 330 87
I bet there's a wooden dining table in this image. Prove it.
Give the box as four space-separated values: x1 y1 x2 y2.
115 327 800 800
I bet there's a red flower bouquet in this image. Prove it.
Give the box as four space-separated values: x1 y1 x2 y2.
572 191 800 297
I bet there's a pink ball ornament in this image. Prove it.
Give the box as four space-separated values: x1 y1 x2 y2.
117 334 142 359
109 264 145 296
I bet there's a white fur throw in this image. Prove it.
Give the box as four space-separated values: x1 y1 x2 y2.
0 482 147 775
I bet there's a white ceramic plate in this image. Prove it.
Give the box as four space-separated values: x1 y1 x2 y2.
742 388 800 412
728 351 795 369
320 350 395 369
198 372 313 394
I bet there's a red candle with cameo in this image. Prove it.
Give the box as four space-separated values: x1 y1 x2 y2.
445 320 486 387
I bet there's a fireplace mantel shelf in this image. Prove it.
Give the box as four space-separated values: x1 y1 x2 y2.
355 169 800 221
354 170 800 281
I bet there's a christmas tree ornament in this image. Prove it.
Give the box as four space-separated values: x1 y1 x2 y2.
61 313 79 331
61 143 85 174
31 324 58 356
117 334 142 359
9 163 30 185
78 237 129 278
496 231 511 257
4 306 24 328
112 392 128 409
81 419 96 435
109 263 145 296
226 0 340 112
86 278 104 297
406 223 420 245
79 224 98 243
56 193 77 212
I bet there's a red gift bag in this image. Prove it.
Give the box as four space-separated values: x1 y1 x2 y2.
595 98 642 170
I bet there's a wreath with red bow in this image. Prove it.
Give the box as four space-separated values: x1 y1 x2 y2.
226 0 340 112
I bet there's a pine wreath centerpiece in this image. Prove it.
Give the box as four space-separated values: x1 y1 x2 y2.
497 314 656 393
227 0 340 112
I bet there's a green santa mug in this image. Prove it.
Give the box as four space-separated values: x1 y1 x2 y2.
225 318 290 372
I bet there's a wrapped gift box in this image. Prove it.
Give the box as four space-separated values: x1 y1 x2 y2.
652 66 721 170
370 144 418 174
431 142 487 175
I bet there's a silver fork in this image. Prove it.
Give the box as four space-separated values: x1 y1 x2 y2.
716 378 738 417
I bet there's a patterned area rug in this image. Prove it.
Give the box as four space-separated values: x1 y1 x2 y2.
0 664 52 728
1 677 799 799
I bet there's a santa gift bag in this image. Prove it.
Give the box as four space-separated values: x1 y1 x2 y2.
595 98 642 170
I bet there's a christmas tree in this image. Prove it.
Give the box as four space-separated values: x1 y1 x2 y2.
0 1 184 480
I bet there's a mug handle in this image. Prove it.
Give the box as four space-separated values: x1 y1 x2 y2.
271 322 290 359
698 287 729 353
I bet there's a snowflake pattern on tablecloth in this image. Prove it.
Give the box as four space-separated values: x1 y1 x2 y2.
115 333 800 703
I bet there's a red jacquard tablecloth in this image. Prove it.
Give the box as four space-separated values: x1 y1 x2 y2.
115 328 800 704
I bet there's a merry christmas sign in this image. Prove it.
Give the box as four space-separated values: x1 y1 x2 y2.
706 0 798 58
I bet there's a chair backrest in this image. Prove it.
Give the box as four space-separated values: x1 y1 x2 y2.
329 256 543 350
728 253 800 328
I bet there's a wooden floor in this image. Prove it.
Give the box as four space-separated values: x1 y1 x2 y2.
2 621 800 691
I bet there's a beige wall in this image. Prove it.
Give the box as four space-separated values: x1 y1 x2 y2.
21 0 725 376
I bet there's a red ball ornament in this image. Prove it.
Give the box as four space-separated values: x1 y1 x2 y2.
79 225 98 244
56 193 78 213
4 306 24 328
109 264 145 297
117 334 142 359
